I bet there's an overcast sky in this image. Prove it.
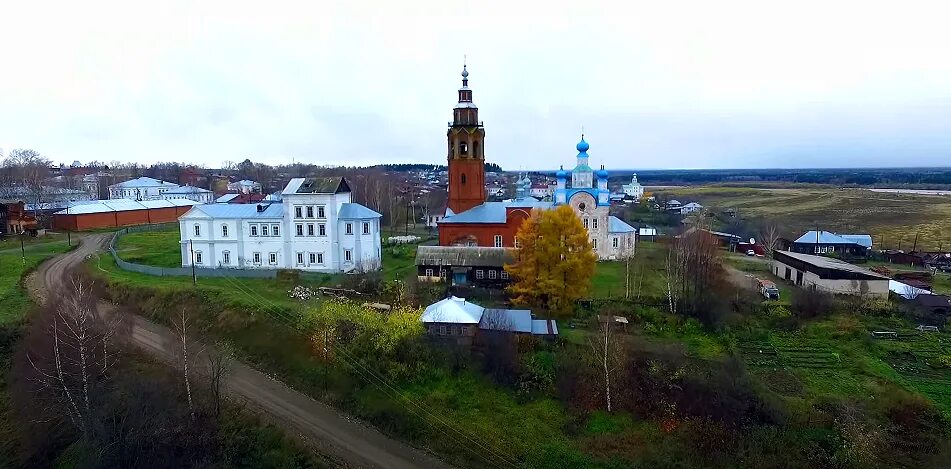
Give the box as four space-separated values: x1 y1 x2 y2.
2 0 950 170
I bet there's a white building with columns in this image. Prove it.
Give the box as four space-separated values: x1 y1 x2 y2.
179 177 382 272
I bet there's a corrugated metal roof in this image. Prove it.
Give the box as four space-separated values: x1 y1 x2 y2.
338 203 381 219
185 202 284 219
480 309 533 333
415 246 515 267
282 177 350 195
794 230 871 247
531 319 558 335
608 216 636 233
775 251 889 279
420 297 484 324
52 198 200 215
215 194 239 203
441 199 554 224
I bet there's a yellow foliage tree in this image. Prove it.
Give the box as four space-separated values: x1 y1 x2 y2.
505 205 597 313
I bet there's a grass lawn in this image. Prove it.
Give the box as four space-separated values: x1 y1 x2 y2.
591 241 668 299
114 226 182 268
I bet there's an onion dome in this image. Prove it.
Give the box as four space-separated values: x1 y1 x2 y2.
576 136 589 153
556 165 568 179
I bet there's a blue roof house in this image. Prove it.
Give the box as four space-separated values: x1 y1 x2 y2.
791 230 872 259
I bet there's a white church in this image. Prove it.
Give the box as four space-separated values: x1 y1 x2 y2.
179 177 382 273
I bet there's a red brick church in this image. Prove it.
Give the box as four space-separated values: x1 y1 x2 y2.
437 66 636 260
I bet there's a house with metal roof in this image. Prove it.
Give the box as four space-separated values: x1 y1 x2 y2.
178 177 381 273
108 176 181 201
791 230 872 259
772 250 889 297
163 185 214 204
415 245 515 286
420 296 558 344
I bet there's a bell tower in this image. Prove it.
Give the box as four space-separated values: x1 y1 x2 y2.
446 63 486 214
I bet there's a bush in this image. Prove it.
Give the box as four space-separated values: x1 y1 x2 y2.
791 289 835 319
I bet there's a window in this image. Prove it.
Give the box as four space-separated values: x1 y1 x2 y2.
317 253 324 264
261 225 269 236
317 206 325 218
307 224 314 236
500 271 509 280
592 218 598 230
449 326 457 336
306 206 314 218
814 246 820 254
345 250 352 262
476 269 484 279
273 224 279 237
318 224 326 236
592 239 597 249
583 218 589 229
514 238 520 248
439 325 447 335
297 253 304 265
194 224 201 236
363 222 370 234
461 173 467 184
494 235 503 247
296 224 304 236
425 268 434 277
221 224 228 237
309 253 316 264
488 270 497 279
295 206 303 218
459 142 468 155
613 237 619 248
194 251 203 264
269 252 277 264
250 225 258 236
253 252 261 264
222 251 230 265
346 223 353 235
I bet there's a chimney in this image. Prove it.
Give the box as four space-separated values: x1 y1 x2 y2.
256 204 264 212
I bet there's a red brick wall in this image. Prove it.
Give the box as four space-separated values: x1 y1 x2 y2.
53 206 193 231
447 158 486 214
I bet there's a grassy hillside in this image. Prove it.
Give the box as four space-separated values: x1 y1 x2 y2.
661 186 951 251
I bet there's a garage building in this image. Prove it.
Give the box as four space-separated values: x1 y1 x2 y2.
53 199 200 231
772 250 889 297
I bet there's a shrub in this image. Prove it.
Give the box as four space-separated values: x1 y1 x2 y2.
791 289 835 319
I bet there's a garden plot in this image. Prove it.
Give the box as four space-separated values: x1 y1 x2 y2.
738 342 840 369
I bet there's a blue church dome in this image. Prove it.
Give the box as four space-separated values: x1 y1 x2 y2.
596 168 609 179
556 165 568 179
576 137 589 153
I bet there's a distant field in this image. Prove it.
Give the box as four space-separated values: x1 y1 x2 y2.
662 186 951 251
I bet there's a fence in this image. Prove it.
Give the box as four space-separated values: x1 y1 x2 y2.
108 230 278 279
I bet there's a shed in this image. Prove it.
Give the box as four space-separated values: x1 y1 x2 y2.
773 250 889 297
415 245 515 287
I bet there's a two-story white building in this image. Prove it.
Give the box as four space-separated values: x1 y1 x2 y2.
163 185 215 203
178 177 382 273
227 179 262 194
108 177 180 200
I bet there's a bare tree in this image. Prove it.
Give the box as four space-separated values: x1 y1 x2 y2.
206 342 232 417
588 317 622 412
759 222 782 258
174 307 198 421
20 277 121 437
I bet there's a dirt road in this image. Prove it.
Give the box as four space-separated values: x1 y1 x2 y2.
32 234 450 469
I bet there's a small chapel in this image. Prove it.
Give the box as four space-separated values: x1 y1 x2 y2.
437 65 636 260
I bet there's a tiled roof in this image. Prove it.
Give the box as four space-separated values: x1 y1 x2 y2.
337 203 382 219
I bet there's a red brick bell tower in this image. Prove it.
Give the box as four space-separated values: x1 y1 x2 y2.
446 63 486 215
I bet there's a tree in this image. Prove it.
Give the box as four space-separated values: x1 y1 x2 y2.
505 205 597 314
759 222 782 258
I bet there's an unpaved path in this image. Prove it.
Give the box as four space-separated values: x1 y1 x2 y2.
30 234 450 469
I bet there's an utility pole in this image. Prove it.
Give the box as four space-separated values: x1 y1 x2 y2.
189 239 197 286
66 204 71 246
20 234 25 259
913 232 919 252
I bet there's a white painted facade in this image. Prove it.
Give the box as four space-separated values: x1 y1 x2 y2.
108 177 180 200
622 174 644 200
179 178 382 273
227 179 262 194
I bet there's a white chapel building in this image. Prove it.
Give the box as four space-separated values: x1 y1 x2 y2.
179 177 382 273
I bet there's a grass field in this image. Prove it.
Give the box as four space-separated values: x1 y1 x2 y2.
661 186 951 251
114 227 183 268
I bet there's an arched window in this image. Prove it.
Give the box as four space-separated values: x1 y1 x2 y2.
459 142 468 155
461 173 467 185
